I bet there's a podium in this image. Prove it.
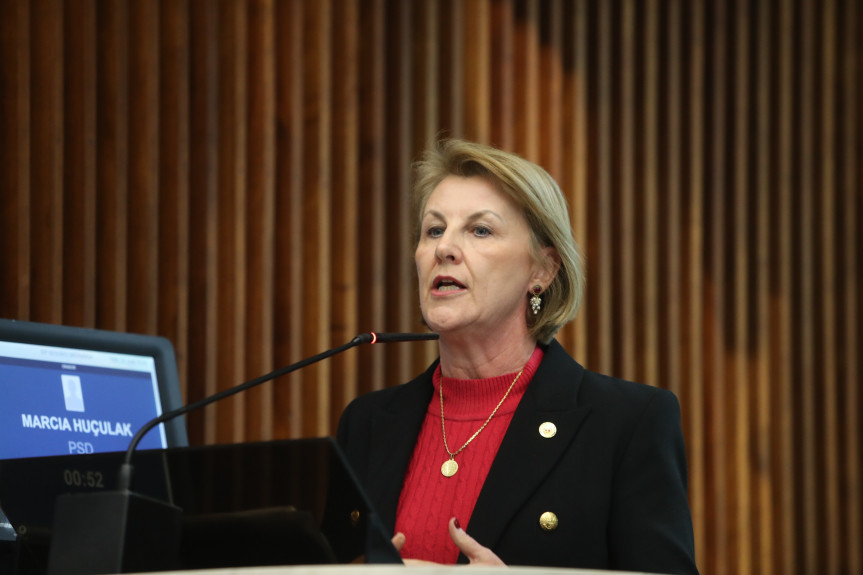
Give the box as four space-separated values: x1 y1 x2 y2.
0 438 400 574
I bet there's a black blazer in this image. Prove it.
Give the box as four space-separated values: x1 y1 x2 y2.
337 340 698 575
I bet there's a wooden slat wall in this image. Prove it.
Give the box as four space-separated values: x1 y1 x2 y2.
0 1 860 573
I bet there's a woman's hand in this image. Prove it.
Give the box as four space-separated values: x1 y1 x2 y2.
447 517 506 566
391 532 438 566
390 518 507 567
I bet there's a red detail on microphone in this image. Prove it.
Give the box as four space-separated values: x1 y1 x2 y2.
370 332 378 344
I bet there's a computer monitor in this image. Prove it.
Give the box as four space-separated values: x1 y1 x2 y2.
0 319 188 461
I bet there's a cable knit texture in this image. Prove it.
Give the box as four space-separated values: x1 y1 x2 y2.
394 346 544 563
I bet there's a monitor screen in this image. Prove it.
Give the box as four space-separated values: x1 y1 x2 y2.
0 319 188 461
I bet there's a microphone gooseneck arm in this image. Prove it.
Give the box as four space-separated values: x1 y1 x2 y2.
118 331 439 491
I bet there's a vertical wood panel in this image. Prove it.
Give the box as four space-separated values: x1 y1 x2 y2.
685 0 707 564
563 0 589 363
665 0 683 398
384 0 415 387
355 0 387 394
437 0 463 134
618 0 636 380
0 0 31 320
214 0 247 444
245 0 276 441
840 4 861 573
126 0 160 335
594 0 614 375
512 0 539 158
798 1 818 572
301 0 332 437
537 0 562 179
819 2 840 572
29 0 64 324
187 0 219 444
411 0 438 151
489 0 514 149
775 2 796 572
642 0 660 388
157 0 190 400
731 1 751 573
273 0 304 437
62 0 96 327
754 0 774 571
463 0 490 142
330 0 360 418
705 1 730 572
411 0 442 370
95 0 129 331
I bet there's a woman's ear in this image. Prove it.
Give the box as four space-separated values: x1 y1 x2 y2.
533 246 561 288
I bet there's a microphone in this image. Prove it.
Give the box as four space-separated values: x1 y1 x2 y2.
47 331 438 574
353 331 440 344
117 330 438 491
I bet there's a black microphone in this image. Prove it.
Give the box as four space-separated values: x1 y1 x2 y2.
48 331 438 574
118 330 438 489
352 331 441 344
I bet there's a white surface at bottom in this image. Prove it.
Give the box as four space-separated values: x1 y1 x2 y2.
142 565 661 575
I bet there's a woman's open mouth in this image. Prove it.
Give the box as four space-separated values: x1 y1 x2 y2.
433 276 466 293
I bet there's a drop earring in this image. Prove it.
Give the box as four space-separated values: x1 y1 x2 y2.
530 285 543 315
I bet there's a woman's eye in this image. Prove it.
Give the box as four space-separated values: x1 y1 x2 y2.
427 226 444 238
473 225 492 237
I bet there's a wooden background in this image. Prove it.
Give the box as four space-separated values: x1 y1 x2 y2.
0 1 860 574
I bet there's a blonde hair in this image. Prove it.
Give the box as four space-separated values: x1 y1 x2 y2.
412 138 585 344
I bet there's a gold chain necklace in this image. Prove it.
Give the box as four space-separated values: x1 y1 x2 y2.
439 367 525 478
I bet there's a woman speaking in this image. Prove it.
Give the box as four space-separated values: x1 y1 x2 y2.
338 139 698 574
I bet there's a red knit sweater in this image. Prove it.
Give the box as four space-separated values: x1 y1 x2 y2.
394 346 544 563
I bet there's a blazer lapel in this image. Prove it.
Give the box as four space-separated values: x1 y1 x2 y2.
364 364 436 531
464 341 592 557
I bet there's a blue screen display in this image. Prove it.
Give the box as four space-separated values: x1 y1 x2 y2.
0 342 167 459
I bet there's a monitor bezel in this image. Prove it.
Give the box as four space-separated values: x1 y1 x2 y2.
0 318 189 454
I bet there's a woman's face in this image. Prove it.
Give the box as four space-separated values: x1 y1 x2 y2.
415 175 543 339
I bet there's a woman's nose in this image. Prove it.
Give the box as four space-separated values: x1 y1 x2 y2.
434 232 462 263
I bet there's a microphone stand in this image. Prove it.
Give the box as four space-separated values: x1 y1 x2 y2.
47 331 438 575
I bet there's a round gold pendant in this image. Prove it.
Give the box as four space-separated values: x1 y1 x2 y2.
441 459 458 477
